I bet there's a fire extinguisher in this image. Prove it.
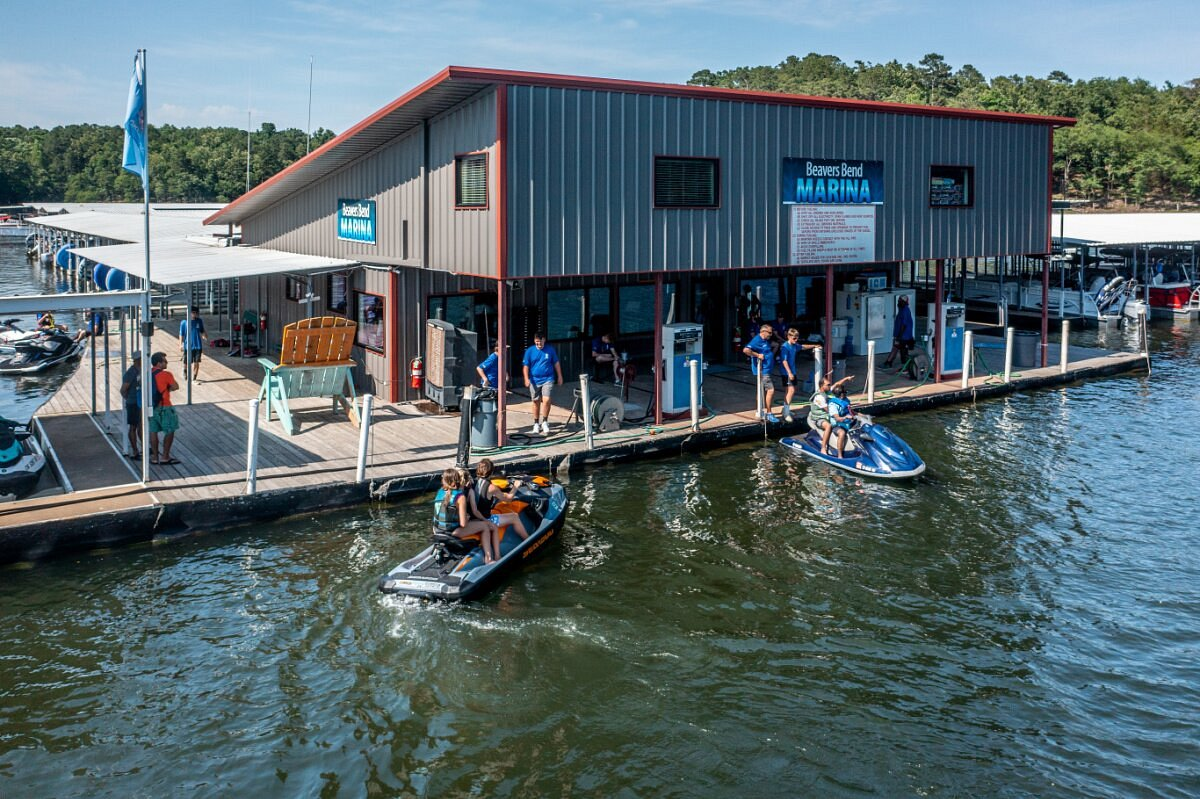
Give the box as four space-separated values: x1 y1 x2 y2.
259 312 268 332
732 328 742 356
410 356 424 390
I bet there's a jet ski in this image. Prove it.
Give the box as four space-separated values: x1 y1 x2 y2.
0 331 85 374
0 418 47 501
780 413 925 479
0 318 40 353
379 475 568 601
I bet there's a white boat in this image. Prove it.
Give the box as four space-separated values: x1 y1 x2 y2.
0 215 30 241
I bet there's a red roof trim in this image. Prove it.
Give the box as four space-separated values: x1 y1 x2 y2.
206 65 1075 226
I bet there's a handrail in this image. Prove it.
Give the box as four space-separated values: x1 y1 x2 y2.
32 416 73 494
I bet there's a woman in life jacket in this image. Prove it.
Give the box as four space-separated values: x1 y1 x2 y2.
468 459 529 542
433 467 499 563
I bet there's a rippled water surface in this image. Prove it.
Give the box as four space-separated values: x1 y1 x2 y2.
1 243 1198 796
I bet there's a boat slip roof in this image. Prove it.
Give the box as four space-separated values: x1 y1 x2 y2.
1053 213 1200 246
70 239 357 285
29 209 224 243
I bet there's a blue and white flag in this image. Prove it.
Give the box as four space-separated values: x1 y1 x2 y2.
122 51 147 188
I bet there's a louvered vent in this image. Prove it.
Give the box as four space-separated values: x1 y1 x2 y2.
456 153 488 207
654 157 718 208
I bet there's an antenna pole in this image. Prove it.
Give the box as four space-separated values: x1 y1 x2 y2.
306 56 314 154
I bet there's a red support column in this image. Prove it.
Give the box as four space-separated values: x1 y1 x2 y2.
388 269 400 403
934 258 944 383
824 264 834 376
654 274 663 426
1043 125 1054 369
495 83 509 445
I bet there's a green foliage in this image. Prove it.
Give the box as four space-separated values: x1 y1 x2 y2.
689 54 1200 206
0 123 335 204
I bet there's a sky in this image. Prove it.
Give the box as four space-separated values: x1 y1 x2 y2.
1 0 1197 133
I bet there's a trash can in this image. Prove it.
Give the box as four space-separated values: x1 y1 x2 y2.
470 389 498 448
1013 331 1039 368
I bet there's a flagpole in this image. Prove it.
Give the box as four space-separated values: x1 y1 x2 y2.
139 49 152 484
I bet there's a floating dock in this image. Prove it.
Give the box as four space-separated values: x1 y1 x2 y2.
0 322 1146 564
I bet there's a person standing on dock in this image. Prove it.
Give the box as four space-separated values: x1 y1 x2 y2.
179 306 207 383
119 350 143 458
148 352 181 466
522 332 562 435
476 343 500 388
884 295 915 369
743 323 779 422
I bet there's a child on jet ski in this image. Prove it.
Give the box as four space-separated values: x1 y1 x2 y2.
433 467 500 564
828 385 855 458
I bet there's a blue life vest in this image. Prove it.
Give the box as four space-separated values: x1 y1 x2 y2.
433 488 463 533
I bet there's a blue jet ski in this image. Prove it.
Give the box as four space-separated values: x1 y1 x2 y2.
0 417 47 500
378 475 568 601
780 413 925 479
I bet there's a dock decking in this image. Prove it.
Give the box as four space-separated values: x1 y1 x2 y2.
0 318 1147 563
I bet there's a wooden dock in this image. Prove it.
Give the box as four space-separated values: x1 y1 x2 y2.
0 319 1147 563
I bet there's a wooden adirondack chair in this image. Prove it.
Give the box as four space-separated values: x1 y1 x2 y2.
257 316 360 435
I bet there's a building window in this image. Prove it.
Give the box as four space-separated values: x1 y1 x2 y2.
355 291 386 352
285 276 307 302
618 283 677 335
929 165 974 207
654 157 719 208
327 273 349 314
455 153 488 208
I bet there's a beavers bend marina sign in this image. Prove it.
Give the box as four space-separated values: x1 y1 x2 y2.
337 199 377 244
782 158 884 205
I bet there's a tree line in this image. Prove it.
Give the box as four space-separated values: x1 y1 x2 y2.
690 53 1200 207
0 123 334 205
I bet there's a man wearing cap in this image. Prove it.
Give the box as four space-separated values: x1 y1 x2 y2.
118 351 143 458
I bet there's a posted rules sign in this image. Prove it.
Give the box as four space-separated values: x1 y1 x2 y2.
789 205 876 265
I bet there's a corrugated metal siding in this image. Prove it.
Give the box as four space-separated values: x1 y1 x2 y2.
507 85 1050 278
427 89 497 277
244 128 424 265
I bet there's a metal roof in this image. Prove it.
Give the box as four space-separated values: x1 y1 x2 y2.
206 65 1076 227
1053 213 1200 246
70 239 358 285
29 209 224 244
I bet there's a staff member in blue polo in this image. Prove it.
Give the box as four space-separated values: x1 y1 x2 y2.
522 332 563 435
743 322 779 422
179 305 207 382
476 343 500 388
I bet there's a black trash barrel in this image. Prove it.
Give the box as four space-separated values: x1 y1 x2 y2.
470 389 499 449
1013 331 1039 368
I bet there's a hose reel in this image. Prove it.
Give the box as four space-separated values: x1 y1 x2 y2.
590 394 624 433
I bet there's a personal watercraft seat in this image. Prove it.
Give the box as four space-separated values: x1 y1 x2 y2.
431 529 478 563
0 432 21 469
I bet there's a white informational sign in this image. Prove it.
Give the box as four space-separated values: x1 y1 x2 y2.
789 204 876 265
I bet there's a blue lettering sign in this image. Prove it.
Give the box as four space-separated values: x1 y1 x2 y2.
782 158 884 205
337 199 377 244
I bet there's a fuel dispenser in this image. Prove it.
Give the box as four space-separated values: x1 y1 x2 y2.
925 301 965 374
661 323 703 413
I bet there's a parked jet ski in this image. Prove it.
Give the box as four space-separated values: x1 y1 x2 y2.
0 318 40 353
379 475 568 601
0 418 46 501
0 331 85 374
780 413 925 479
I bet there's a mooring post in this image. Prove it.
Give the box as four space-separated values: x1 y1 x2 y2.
962 330 973 390
356 393 374 482
1060 320 1070 375
813 345 823 391
756 364 764 420
1138 306 1151 375
246 398 260 495
579 374 593 450
89 316 97 417
866 340 876 403
1004 327 1015 384
689 357 701 432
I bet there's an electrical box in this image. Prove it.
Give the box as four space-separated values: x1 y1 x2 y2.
661 323 703 413
836 287 915 356
925 302 966 374
425 318 478 410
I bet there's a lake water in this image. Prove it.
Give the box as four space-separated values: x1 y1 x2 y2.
1 242 1197 796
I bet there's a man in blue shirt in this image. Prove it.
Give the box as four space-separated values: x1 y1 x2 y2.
884 295 915 368
522 332 563 435
742 323 779 422
476 343 500 388
178 305 207 382
591 332 624 384
779 326 815 423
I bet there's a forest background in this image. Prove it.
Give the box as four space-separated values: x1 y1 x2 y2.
1 53 1197 208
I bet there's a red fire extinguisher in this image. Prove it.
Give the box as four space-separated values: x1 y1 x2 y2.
410 356 424 390
259 312 268 331
732 328 742 356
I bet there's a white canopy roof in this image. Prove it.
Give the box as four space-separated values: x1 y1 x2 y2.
29 209 224 243
1053 213 1200 246
71 239 358 285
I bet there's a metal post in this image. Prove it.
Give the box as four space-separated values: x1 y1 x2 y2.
245 398 260 495
1059 320 1070 375
1003 327 1015 384
579 374 593 450
89 312 97 416
1138 305 1151 375
812 345 823 391
356 394 374 482
185 317 192 406
755 365 764 420
103 314 110 415
824 264 834 376
866 340 876 403
689 357 701 432
962 330 973 389
1041 258 1050 368
653 274 663 427
934 258 944 383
